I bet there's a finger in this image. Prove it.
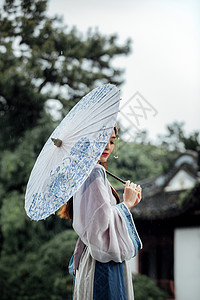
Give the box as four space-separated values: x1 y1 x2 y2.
135 195 141 205
135 199 140 205
137 192 142 202
136 184 141 189
125 180 130 187
134 196 140 205
136 185 142 191
132 182 139 190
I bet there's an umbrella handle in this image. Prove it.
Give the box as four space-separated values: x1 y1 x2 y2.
106 170 126 184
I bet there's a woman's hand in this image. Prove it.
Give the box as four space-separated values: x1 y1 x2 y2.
123 180 142 210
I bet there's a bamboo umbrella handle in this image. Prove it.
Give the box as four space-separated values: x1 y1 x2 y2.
106 170 126 184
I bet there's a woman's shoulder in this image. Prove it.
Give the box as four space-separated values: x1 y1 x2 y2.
80 164 107 192
93 163 106 172
82 164 106 186
89 163 106 181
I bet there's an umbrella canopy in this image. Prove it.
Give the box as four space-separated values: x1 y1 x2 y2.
25 84 120 220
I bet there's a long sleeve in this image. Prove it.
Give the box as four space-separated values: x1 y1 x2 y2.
73 164 142 263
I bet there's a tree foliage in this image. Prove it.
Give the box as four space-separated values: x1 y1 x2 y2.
133 274 167 300
107 122 199 187
0 0 131 298
108 137 178 188
158 121 200 152
0 230 77 300
0 0 131 150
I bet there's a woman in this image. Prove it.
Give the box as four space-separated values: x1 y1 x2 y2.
60 126 142 299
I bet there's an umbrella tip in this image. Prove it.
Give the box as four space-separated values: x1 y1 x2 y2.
51 138 62 147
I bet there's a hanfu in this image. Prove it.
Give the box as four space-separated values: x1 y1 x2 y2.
70 164 142 300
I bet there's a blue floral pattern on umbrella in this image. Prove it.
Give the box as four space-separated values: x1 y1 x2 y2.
25 84 120 220
28 127 109 220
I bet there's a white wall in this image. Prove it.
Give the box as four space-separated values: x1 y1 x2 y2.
164 170 196 192
129 254 139 274
174 227 200 300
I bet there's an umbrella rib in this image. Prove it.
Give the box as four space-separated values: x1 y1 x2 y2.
70 126 114 140
43 149 91 203
72 147 99 160
79 141 106 144
68 148 126 185
78 89 119 118
57 146 92 179
67 154 91 179
82 101 119 126
30 143 74 199
71 112 118 139
66 98 119 140
89 90 120 114
30 148 60 198
93 98 120 116
81 99 119 127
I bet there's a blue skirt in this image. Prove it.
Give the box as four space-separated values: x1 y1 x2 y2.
71 247 134 300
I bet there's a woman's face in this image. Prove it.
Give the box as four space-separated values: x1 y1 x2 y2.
99 129 116 163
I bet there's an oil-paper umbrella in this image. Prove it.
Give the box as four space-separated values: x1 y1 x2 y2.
25 83 120 221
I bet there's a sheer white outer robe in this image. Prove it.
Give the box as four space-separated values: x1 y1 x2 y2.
71 164 142 300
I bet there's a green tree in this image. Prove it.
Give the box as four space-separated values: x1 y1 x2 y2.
108 138 178 188
0 230 77 300
0 0 132 298
158 121 200 151
106 122 199 188
133 274 167 300
0 0 131 150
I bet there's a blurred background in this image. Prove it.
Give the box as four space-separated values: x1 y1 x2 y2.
0 0 199 299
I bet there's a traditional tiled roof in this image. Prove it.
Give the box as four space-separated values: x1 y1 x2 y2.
116 150 200 220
